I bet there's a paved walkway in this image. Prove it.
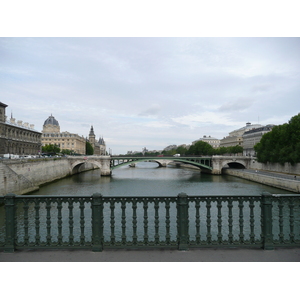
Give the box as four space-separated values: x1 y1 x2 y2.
1 247 300 262
240 168 299 182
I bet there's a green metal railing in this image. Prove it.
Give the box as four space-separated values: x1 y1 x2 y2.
0 193 299 252
110 156 213 171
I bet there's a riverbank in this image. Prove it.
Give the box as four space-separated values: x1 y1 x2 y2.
223 168 300 193
0 159 99 196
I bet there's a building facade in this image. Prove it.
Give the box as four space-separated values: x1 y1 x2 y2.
242 125 275 156
220 122 262 148
192 135 220 148
41 115 86 155
0 102 42 156
88 126 106 155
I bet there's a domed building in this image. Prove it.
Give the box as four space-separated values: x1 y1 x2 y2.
43 114 60 133
41 115 86 155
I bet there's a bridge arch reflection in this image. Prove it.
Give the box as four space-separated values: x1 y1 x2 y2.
110 156 213 173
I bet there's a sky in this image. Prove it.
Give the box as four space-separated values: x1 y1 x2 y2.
1 1 299 295
1 37 300 154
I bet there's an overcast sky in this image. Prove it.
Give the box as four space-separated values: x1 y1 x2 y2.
1 37 299 154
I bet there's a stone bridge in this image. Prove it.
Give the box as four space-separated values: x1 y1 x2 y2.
68 155 252 176
108 155 252 175
0 155 253 195
68 156 111 176
211 155 252 174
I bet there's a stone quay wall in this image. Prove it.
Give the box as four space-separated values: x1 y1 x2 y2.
250 160 300 175
223 159 300 193
0 158 97 195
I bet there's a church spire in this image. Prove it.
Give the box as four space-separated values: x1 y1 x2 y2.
89 125 95 136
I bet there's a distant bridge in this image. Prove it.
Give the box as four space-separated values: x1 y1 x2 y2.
67 155 252 176
110 156 213 172
110 155 252 175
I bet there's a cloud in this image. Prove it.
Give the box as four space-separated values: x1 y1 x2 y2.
251 84 273 93
1 37 300 154
218 98 254 112
143 120 173 128
172 111 242 128
138 104 161 116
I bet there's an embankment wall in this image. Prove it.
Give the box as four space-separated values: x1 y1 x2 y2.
0 158 96 195
223 169 300 193
250 160 300 175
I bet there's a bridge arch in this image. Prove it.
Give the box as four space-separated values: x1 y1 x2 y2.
110 157 213 172
111 158 170 169
70 160 102 175
221 160 247 171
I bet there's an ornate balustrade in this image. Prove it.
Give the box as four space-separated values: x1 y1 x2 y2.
0 193 299 252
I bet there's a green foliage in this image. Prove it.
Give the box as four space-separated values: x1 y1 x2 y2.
254 113 300 164
186 142 242 156
228 145 243 154
162 149 177 156
61 149 76 155
133 152 144 156
176 146 188 155
86 141 94 155
186 141 214 155
144 152 161 156
42 144 60 154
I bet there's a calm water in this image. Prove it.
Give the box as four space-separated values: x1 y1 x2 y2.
1 163 297 244
29 162 291 196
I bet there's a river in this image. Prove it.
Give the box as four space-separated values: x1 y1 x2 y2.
1 163 296 245
29 162 292 196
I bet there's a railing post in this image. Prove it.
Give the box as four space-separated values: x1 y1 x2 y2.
92 193 103 252
177 193 189 251
261 192 274 250
4 193 16 253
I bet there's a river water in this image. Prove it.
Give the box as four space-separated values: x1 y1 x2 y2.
29 162 292 196
1 163 297 244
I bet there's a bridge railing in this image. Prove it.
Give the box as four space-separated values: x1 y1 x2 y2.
0 193 299 252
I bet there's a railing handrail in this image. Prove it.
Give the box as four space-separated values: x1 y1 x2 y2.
1 193 300 252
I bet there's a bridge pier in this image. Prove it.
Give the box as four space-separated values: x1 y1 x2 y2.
211 169 222 175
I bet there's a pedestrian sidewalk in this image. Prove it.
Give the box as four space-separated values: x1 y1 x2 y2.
1 247 300 262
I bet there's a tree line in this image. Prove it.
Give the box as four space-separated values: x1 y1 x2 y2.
254 113 300 165
123 142 243 157
42 141 94 156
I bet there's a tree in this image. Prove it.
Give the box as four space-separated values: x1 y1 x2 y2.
186 141 214 155
229 145 243 154
162 149 176 156
86 141 94 155
42 144 60 154
61 149 74 155
176 146 188 156
254 113 300 164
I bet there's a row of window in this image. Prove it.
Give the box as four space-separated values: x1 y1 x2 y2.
42 133 84 139
4 130 41 142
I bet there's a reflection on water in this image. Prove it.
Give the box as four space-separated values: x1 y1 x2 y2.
29 162 292 196
0 163 297 244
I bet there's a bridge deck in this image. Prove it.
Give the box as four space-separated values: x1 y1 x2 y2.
110 156 213 170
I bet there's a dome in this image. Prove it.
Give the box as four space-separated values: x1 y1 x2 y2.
44 115 59 126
